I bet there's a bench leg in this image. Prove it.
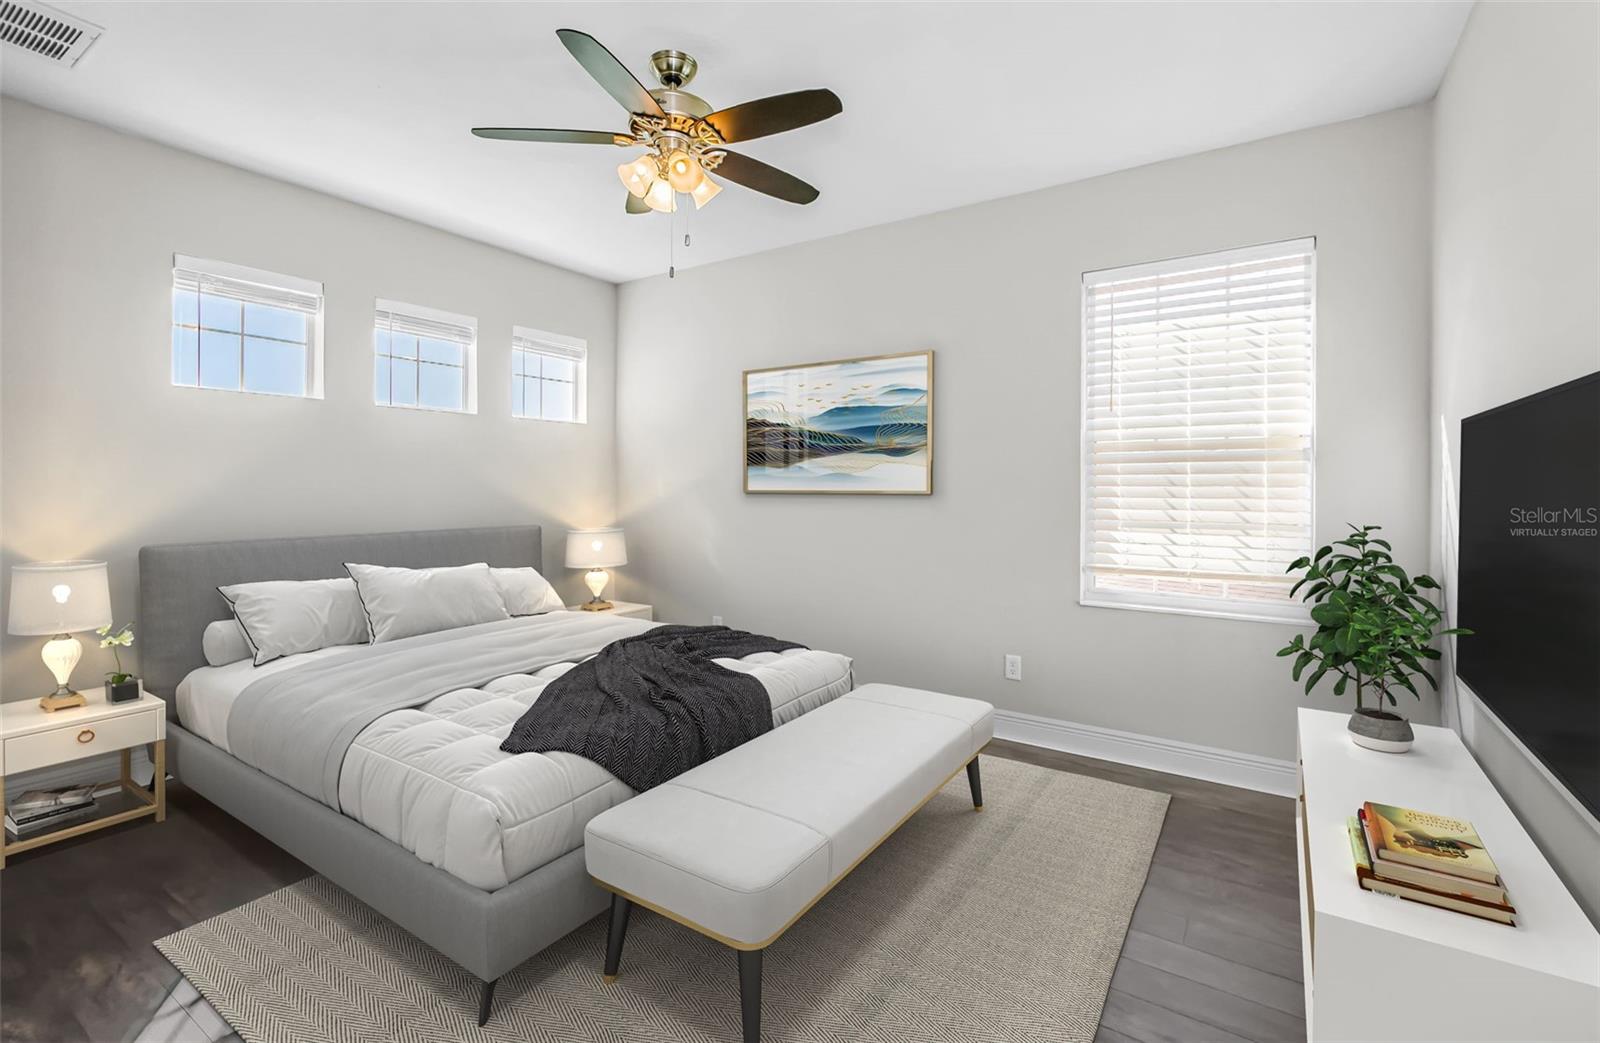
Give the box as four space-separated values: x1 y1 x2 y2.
603 893 632 982
738 947 763 1043
967 756 984 810
477 977 496 1026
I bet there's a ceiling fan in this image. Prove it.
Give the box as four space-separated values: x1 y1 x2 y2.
472 29 842 215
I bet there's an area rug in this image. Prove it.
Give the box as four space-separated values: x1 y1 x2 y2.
155 756 1169 1043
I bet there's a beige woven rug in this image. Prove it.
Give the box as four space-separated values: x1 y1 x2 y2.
155 757 1169 1043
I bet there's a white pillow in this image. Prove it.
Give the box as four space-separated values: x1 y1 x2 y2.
217 577 370 666
491 566 565 616
345 562 509 643
201 618 254 667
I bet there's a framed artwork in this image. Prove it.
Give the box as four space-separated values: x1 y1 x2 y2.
744 350 933 494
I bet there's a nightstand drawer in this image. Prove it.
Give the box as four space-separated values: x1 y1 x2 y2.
3 711 160 774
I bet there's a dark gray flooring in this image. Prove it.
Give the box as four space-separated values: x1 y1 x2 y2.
989 740 1306 1043
0 740 1304 1043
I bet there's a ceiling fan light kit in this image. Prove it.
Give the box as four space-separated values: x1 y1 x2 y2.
472 29 842 218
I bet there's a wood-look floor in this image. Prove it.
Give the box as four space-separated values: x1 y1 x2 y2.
0 740 1303 1043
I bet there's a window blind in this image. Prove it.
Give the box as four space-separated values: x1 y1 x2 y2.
375 300 476 345
173 255 322 314
1081 238 1315 617
513 329 586 361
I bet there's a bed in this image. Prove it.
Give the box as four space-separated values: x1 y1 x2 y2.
138 525 853 1022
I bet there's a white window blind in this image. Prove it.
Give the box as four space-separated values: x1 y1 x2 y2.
171 255 324 398
1081 238 1315 621
374 299 477 413
374 303 476 346
512 326 587 423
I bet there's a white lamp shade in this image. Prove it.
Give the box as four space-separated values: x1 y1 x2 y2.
8 560 112 635
566 529 628 569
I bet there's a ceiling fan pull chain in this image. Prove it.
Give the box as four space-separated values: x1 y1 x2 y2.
668 203 676 279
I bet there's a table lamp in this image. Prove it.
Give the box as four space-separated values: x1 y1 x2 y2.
8 560 113 711
566 528 627 611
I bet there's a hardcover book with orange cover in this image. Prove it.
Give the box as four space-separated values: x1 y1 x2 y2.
1363 802 1502 885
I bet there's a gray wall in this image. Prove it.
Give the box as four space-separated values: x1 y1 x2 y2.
616 105 1434 762
1431 1 1600 923
0 99 619 697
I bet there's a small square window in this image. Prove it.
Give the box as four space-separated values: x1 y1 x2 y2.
171 256 322 398
374 300 477 414
511 326 586 424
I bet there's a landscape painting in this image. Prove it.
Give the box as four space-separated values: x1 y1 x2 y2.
745 350 933 494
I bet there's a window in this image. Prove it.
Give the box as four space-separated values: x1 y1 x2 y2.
1081 238 1316 622
512 326 587 423
374 300 477 413
172 256 323 397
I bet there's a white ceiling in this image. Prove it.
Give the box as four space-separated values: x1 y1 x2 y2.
1 1 1471 283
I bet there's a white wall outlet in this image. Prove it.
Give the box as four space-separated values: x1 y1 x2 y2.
711 615 724 626
1004 654 1022 681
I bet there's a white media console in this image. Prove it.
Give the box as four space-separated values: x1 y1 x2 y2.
1295 708 1600 1041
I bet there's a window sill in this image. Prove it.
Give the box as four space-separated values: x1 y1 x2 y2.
1079 595 1310 627
375 401 477 416
172 381 323 401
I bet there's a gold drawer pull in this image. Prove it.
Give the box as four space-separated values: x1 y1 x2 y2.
77 729 95 744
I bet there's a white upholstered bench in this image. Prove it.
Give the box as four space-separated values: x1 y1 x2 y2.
584 683 995 1042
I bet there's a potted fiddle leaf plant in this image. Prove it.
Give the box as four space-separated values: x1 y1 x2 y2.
98 622 140 703
1278 525 1468 752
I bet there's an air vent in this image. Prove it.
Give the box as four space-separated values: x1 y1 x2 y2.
0 0 101 66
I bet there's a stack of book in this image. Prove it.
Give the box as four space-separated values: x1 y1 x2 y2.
5 784 100 840
1347 801 1516 926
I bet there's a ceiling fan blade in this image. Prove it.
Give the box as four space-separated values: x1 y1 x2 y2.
711 150 820 205
472 128 622 145
703 89 842 144
626 193 649 214
556 29 665 118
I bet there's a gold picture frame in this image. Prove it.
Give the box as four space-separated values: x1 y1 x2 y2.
743 350 933 495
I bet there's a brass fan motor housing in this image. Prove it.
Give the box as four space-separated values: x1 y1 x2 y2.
649 49 697 88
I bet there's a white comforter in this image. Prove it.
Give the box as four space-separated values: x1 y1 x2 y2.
177 618 853 890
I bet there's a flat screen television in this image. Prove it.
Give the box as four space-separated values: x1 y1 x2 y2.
1457 371 1599 821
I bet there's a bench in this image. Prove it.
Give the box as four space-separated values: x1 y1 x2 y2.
584 683 995 1041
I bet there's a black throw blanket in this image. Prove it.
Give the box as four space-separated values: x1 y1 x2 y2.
499 625 806 791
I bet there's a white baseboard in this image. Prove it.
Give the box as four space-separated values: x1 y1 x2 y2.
992 709 1298 797
6 748 157 798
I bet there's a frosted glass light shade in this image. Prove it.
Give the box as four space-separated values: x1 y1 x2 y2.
690 175 722 209
617 156 655 199
665 150 704 193
644 178 677 213
8 560 112 635
566 529 628 569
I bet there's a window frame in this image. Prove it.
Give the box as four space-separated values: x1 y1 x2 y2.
171 255 324 400
1077 237 1317 625
511 326 587 424
373 298 479 415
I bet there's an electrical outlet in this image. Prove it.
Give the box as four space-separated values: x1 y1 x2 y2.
711 615 724 626
1004 654 1022 681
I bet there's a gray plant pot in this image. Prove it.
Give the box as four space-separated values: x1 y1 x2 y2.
1348 708 1414 753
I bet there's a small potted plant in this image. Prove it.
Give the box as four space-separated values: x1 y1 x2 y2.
98 622 139 703
1278 525 1468 752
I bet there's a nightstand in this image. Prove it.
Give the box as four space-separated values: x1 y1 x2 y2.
0 691 166 868
566 601 654 621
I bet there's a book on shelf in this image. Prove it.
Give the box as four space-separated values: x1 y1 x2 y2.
1363 801 1502 885
6 800 100 839
7 784 97 815
1348 815 1516 926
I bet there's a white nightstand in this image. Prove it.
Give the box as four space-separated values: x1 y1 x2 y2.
566 601 654 621
0 691 166 868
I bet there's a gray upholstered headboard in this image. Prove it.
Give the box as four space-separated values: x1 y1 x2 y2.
137 525 542 709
